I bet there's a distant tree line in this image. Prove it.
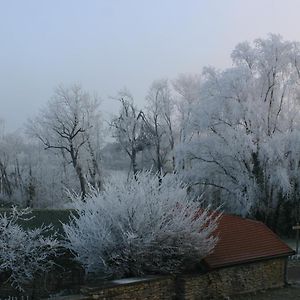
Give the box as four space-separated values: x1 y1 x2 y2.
1 34 300 235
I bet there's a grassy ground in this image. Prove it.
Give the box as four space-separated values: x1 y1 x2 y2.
0 208 74 236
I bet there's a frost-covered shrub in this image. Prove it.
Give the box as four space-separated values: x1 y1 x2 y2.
0 207 60 291
63 172 219 278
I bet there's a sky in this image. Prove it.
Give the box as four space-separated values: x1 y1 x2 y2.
1 0 300 131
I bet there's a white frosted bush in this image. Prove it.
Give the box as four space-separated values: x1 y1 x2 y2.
0 207 60 291
63 172 219 278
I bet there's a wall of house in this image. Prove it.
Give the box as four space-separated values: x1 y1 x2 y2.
0 258 287 300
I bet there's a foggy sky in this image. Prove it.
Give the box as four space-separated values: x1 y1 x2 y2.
1 0 300 131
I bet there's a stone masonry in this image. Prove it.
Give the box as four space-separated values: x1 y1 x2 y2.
0 258 287 299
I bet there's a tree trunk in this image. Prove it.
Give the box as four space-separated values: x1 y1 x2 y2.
87 139 103 190
0 161 12 197
70 144 86 199
76 164 86 199
132 149 138 180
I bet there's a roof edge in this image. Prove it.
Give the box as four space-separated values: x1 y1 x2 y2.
205 251 295 270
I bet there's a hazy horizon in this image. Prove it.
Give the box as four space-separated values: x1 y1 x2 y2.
1 0 300 131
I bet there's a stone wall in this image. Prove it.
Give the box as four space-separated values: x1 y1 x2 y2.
0 258 287 299
80 276 176 300
76 258 286 300
177 258 286 299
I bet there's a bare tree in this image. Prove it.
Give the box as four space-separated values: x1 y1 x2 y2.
111 89 150 177
173 74 202 170
27 84 102 198
144 79 175 176
0 130 26 204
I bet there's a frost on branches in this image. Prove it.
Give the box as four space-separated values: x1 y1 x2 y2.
63 172 219 278
177 34 300 220
0 207 60 291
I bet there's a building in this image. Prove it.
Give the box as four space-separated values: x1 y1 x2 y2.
178 213 295 299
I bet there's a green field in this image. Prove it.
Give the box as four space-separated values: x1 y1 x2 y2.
0 208 75 236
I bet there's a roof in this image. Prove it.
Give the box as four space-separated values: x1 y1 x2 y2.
203 213 294 270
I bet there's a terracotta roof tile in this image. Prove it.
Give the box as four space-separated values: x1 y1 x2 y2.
203 214 294 269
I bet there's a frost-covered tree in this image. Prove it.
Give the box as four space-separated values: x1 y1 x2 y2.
178 34 300 226
63 172 219 278
0 131 20 203
0 130 38 206
111 89 150 177
173 73 202 170
0 207 60 291
27 84 103 198
144 79 176 175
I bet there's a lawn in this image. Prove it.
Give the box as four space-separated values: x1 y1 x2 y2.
0 208 74 235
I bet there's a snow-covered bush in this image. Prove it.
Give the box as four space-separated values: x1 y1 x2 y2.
63 172 219 278
0 207 60 291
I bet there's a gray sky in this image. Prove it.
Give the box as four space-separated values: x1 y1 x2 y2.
1 0 300 131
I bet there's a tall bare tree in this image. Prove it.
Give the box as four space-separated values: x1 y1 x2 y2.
27 84 102 198
144 79 175 176
111 89 150 177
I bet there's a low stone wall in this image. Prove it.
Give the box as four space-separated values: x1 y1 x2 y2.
177 258 286 299
0 258 287 299
76 258 286 300
80 276 176 300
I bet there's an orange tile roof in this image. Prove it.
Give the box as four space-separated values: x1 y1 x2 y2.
203 214 294 270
